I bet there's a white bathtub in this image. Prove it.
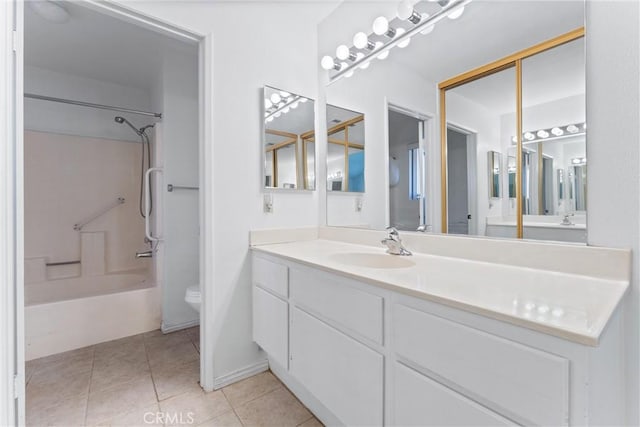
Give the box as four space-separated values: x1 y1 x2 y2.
25 271 161 360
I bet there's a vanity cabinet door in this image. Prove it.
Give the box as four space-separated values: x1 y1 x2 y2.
394 362 514 426
252 286 288 369
290 307 383 426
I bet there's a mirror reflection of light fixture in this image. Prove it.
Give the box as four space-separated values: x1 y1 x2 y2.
321 0 471 81
513 122 586 144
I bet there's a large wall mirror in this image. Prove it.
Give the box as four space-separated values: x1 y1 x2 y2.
319 0 585 243
263 86 315 190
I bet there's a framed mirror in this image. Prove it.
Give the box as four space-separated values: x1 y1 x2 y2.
263 86 315 190
326 104 365 192
488 151 501 199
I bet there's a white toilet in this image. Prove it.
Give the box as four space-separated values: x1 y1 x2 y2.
185 285 201 313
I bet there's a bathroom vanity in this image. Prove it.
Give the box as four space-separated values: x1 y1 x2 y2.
250 227 629 426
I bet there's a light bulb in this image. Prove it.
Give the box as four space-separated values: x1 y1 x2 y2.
397 0 420 22
345 69 355 78
551 127 563 136
336 45 351 60
356 53 370 69
266 116 274 123
396 28 411 48
447 5 464 20
300 98 308 103
377 46 390 60
291 101 299 109
321 55 337 70
353 32 369 49
567 124 579 133
280 91 291 98
270 93 281 104
274 112 281 118
511 136 517 143
582 123 587 129
537 130 549 138
372 16 389 35
265 99 272 109
524 132 535 141
278 102 285 108
283 107 290 114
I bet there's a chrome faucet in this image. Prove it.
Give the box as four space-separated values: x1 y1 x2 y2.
136 250 153 258
381 227 412 256
561 213 575 226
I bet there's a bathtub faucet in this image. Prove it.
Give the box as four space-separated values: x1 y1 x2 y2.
136 250 153 258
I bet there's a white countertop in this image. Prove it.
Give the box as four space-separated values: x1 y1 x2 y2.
252 238 629 346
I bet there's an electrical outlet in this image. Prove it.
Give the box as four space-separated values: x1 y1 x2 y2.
264 194 273 213
355 197 363 212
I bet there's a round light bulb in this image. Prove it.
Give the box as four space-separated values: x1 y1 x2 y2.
537 130 549 138
280 91 291 98
291 101 299 109
274 112 281 118
511 136 518 143
353 32 369 49
420 13 434 34
582 123 587 129
336 45 350 60
300 98 308 103
524 132 535 141
372 16 389 36
567 124 579 133
345 70 355 78
283 107 290 114
447 5 465 20
396 28 411 48
321 55 336 70
266 117 274 123
397 0 415 20
270 93 281 104
356 53 370 69
265 99 272 109
551 127 563 136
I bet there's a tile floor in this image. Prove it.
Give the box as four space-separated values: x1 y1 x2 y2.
25 327 322 427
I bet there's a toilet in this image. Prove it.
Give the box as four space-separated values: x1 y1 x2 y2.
184 286 201 313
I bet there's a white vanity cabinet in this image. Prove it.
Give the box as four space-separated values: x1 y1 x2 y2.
251 251 624 426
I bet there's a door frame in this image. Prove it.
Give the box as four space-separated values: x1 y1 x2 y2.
385 102 433 230
2 4 217 422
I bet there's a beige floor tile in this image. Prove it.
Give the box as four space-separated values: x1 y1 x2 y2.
160 389 232 426
31 347 95 380
222 371 282 408
144 330 192 353
235 387 312 427
90 358 151 394
26 394 87 427
27 370 91 408
298 417 323 427
152 359 201 401
94 335 146 363
147 340 198 370
186 326 200 338
86 374 157 425
198 410 243 427
96 402 161 427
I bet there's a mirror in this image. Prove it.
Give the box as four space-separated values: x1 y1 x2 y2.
326 104 365 192
320 0 585 239
488 151 502 199
263 85 315 190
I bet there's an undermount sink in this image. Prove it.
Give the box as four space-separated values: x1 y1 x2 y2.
329 252 415 269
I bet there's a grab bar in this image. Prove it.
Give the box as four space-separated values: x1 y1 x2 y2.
167 184 199 192
46 260 80 266
145 167 163 242
73 197 125 231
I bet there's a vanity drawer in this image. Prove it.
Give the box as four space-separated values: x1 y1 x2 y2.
252 255 288 298
290 268 383 345
394 304 569 426
253 286 288 368
393 362 513 426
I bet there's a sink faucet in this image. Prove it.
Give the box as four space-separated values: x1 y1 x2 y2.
381 227 412 256
561 213 575 226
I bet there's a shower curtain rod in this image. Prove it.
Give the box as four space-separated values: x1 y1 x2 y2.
24 93 163 119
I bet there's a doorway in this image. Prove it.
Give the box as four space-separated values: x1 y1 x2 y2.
446 126 477 235
387 105 428 232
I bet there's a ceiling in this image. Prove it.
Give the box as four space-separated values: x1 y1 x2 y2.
24 1 198 91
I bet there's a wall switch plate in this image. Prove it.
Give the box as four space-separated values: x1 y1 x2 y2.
355 197 363 212
264 194 273 213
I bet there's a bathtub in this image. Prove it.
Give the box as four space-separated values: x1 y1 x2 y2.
25 271 161 360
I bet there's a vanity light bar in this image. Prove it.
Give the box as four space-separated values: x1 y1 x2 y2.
321 0 472 83
264 94 309 122
512 122 586 144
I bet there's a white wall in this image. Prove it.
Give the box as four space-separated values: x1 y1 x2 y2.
110 0 329 386
24 65 152 142
586 1 640 424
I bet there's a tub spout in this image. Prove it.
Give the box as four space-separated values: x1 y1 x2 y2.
136 250 153 258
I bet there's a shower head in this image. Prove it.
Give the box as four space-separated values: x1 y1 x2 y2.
114 116 143 136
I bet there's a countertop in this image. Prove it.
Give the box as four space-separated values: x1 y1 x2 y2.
252 238 629 346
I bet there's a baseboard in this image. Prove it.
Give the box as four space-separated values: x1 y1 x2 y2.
212 359 269 390
161 318 199 334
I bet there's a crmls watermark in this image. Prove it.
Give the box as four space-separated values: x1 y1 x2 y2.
144 411 195 425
